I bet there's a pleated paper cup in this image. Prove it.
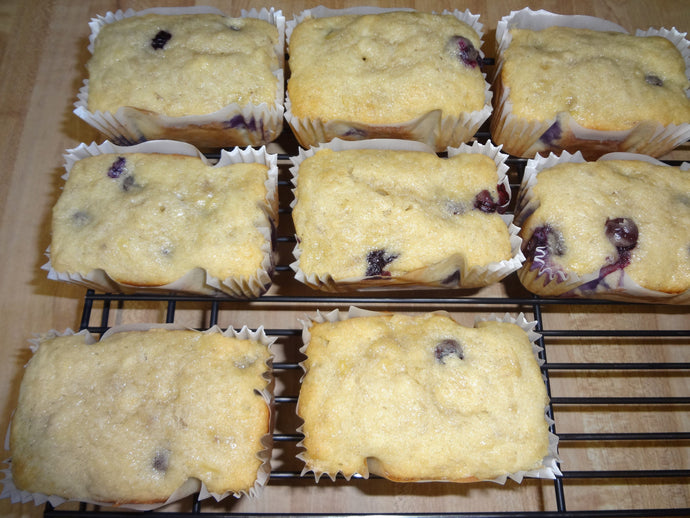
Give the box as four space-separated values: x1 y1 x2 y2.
285 6 492 152
43 140 278 298
491 8 690 159
74 6 285 151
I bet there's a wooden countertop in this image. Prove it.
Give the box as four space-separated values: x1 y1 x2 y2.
0 1 688 517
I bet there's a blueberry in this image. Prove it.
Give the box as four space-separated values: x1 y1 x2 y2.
645 74 663 86
72 210 90 226
434 339 464 364
107 156 126 178
473 190 496 213
365 249 398 277
151 30 172 50
605 217 638 251
447 35 481 68
152 448 170 473
523 224 566 259
121 174 135 192
473 188 509 214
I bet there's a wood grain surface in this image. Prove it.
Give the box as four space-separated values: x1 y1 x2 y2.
0 1 688 517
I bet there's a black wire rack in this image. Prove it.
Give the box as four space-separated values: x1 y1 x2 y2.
43 133 690 517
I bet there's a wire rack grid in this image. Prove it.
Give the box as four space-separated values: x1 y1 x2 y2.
43 138 690 518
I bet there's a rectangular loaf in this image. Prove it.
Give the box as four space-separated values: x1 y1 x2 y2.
10 327 273 506
297 311 552 482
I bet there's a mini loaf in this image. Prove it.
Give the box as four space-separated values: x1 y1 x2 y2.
492 19 690 158
88 14 279 117
49 152 276 296
286 10 490 150
516 158 690 301
291 147 515 290
10 328 272 505
77 10 284 148
297 312 552 482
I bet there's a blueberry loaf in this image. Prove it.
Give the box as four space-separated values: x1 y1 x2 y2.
49 152 275 296
10 328 272 505
291 148 515 290
286 11 489 150
88 13 278 116
298 312 552 482
492 25 690 158
516 159 690 301
82 12 282 148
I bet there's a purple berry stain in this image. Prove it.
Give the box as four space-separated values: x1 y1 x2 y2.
107 156 126 178
151 30 172 50
599 217 639 277
572 217 640 295
496 183 510 212
343 127 368 139
365 249 398 277
224 114 258 132
524 224 566 261
448 36 481 68
442 269 461 286
540 120 562 145
434 339 464 364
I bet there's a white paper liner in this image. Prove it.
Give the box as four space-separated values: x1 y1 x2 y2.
42 140 279 297
284 6 492 152
295 307 561 484
288 138 524 291
491 8 690 159
1 324 276 510
515 150 690 304
73 6 285 150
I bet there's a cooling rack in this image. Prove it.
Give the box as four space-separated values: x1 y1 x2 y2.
43 135 690 517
